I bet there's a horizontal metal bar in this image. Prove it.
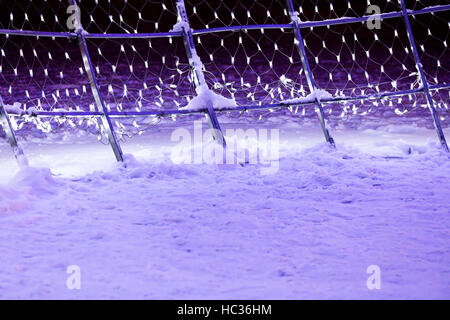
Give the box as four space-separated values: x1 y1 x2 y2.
84 31 183 39
430 83 450 91
297 4 450 29
8 111 102 117
108 110 204 117
410 4 450 16
320 88 424 104
6 87 439 119
0 29 77 38
0 29 182 39
7 109 204 118
6 104 307 117
218 102 313 112
216 88 430 112
191 5 450 35
297 12 403 29
191 24 294 36
0 5 448 39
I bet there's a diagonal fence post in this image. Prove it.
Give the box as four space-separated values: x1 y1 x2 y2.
286 0 336 147
399 0 449 152
69 0 124 161
175 0 226 147
0 96 26 162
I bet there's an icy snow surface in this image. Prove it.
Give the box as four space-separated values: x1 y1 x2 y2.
0 121 449 299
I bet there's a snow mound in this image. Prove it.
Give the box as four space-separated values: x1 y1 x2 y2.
10 165 56 195
3 102 41 115
0 163 56 215
183 84 238 111
284 89 334 105
170 19 190 32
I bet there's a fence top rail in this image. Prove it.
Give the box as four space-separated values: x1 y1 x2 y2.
0 5 448 38
191 24 294 36
85 31 183 39
0 29 77 38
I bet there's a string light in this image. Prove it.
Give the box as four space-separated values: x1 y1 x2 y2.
0 0 448 141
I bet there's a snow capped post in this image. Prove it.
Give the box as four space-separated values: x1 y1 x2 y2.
67 0 124 162
286 0 336 148
175 0 226 148
399 0 449 152
0 96 26 163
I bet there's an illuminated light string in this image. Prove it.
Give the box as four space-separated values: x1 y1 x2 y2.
0 0 448 139
185 0 445 120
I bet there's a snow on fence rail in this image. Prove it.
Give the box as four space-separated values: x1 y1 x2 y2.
0 0 449 162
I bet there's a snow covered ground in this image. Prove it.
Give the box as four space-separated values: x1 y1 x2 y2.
0 119 449 299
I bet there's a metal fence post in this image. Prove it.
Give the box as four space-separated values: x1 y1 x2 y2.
286 0 336 147
69 0 124 161
399 0 449 152
175 0 226 147
0 96 25 161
